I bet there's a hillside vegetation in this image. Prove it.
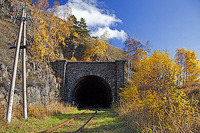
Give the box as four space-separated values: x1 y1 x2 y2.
0 0 126 125
28 0 126 62
118 42 200 132
1 0 200 132
0 0 126 104
0 0 126 64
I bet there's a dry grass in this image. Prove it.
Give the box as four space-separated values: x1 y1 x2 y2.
106 44 127 61
27 102 77 119
0 102 77 129
183 85 200 104
116 101 200 133
0 107 127 133
117 84 200 133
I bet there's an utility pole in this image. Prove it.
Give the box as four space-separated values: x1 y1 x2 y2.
6 4 27 123
22 5 27 119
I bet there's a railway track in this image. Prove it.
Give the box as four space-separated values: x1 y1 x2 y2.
41 109 98 133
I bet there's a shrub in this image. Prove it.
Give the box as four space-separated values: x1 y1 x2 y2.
118 84 200 132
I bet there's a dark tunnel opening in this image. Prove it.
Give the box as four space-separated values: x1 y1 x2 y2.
73 75 112 108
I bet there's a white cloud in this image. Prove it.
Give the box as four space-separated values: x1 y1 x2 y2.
90 27 127 42
67 0 122 27
49 0 127 41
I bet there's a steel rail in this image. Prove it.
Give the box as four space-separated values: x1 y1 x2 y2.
41 110 88 133
76 110 98 133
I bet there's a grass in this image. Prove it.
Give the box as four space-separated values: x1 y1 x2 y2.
106 44 127 61
55 110 96 132
0 109 81 132
83 108 127 133
56 108 127 132
0 102 77 132
0 105 127 133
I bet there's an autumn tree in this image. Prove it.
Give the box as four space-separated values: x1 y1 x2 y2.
132 50 178 94
30 0 49 38
119 49 200 132
124 36 150 80
30 0 73 62
175 48 200 86
83 32 108 61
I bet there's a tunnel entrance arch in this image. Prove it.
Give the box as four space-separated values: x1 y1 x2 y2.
52 60 125 106
71 75 112 108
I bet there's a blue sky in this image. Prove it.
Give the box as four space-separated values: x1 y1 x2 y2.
33 0 200 58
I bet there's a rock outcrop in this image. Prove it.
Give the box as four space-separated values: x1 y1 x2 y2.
0 61 59 106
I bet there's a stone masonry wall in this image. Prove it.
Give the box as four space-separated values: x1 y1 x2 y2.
52 60 126 103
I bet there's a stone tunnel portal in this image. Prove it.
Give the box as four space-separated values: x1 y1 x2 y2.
72 75 112 108
52 60 126 106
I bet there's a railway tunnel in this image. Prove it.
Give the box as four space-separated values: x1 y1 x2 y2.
72 75 112 108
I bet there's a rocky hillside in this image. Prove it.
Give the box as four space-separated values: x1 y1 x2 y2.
0 0 61 105
0 0 127 106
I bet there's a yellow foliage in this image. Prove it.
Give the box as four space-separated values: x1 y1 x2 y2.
119 50 200 132
30 0 73 62
84 38 108 61
120 83 141 108
120 83 200 132
71 56 77 61
73 32 79 38
132 50 179 94
175 48 200 86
